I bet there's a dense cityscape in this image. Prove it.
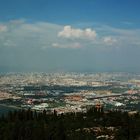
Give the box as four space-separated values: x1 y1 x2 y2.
1 0 140 139
1 72 140 115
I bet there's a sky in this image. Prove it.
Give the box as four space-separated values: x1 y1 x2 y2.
0 0 140 73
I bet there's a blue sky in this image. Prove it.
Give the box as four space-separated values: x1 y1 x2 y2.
0 0 140 27
0 0 140 72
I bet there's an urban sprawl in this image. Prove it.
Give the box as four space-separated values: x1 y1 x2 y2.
0 72 140 114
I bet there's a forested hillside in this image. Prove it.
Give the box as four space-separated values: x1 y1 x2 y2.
0 107 140 140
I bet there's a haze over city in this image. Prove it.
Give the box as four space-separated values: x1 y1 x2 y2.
0 0 140 72
1 1 140 139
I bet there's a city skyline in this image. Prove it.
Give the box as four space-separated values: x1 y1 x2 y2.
0 0 140 72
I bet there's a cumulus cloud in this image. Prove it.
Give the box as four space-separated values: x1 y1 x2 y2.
103 36 117 45
0 20 140 50
0 25 7 32
58 25 97 40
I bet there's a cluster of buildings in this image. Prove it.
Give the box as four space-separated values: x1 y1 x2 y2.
0 72 140 114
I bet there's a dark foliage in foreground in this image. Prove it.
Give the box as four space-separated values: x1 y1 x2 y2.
0 107 140 140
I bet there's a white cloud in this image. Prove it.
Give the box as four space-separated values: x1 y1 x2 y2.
0 20 140 50
121 21 134 25
103 36 117 45
0 25 7 32
100 25 140 46
3 40 16 47
58 25 97 40
0 21 62 48
9 19 26 24
52 42 82 49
